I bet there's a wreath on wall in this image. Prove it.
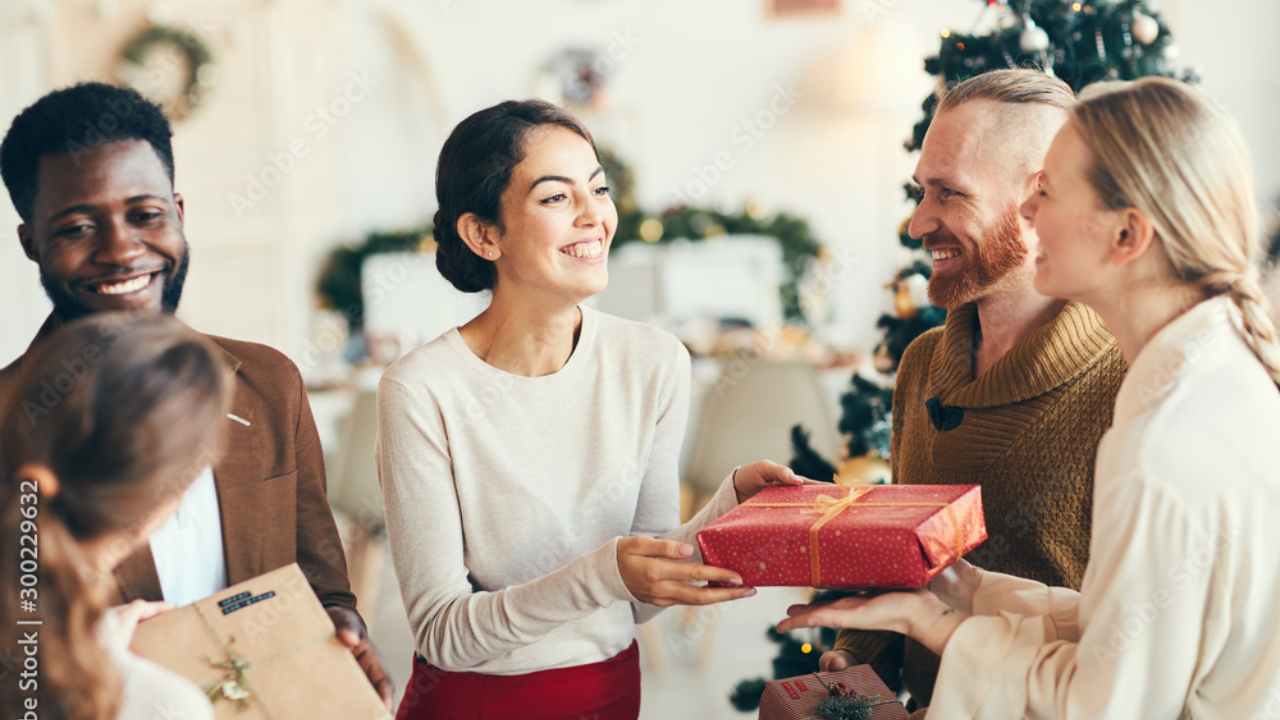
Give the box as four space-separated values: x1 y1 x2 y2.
116 24 215 122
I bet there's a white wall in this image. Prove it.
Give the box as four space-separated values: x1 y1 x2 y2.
2 0 1277 367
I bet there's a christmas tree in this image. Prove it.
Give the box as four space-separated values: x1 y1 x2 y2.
759 0 1195 711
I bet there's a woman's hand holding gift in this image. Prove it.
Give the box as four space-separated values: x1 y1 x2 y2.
731 460 818 503
98 599 173 652
618 537 758 607
776 589 969 658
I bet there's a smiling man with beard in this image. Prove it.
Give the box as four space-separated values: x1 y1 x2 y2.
0 83 392 707
820 70 1128 712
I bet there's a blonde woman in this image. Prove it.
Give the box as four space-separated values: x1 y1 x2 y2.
778 77 1280 718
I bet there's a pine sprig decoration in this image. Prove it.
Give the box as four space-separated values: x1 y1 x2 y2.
812 669 893 720
814 695 874 720
729 677 768 712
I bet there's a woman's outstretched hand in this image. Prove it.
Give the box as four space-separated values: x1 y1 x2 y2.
732 460 818 503
776 589 968 657
618 536 757 607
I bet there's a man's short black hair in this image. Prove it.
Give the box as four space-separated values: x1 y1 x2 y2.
0 82 175 222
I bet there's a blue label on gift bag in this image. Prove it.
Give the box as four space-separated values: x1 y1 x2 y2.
219 590 277 615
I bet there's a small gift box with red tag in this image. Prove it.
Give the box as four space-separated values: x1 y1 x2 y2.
697 484 986 589
758 665 908 720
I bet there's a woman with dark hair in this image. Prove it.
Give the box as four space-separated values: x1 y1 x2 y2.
0 313 234 719
378 99 802 719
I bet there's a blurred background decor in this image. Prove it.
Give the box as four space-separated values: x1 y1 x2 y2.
115 22 214 121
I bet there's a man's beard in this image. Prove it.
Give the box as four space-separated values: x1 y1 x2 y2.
926 209 1028 309
41 243 191 322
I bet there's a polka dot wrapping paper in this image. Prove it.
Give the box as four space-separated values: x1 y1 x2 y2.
695 484 987 589
758 664 908 720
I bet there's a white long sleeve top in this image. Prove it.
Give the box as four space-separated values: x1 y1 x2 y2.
376 305 739 675
926 296 1280 719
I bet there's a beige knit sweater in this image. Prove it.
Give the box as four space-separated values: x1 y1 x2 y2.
834 301 1126 706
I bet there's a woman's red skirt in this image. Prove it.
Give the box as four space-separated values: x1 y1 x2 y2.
395 641 641 720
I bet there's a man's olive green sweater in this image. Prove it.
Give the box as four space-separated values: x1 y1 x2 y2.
834 301 1126 706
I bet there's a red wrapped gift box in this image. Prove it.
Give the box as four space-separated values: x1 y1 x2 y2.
759 665 908 720
697 484 986 589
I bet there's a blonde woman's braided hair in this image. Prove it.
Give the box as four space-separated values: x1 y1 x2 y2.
1073 77 1280 386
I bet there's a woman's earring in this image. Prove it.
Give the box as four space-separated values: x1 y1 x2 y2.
16 463 59 499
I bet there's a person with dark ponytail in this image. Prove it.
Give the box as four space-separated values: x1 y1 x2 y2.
378 99 807 719
0 313 233 719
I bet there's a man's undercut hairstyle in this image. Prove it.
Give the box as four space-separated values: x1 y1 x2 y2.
938 68 1075 114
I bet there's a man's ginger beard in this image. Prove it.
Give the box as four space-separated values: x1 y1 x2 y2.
926 208 1028 309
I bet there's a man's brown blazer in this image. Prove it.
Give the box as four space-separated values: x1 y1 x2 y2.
0 315 356 611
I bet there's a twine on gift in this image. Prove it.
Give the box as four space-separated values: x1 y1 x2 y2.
744 486 957 587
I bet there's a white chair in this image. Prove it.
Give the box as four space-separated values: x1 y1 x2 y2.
684 359 839 498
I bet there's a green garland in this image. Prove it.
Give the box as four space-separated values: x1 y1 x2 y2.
315 230 429 330
119 24 214 121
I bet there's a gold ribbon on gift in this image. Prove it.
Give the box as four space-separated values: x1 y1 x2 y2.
744 486 953 587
